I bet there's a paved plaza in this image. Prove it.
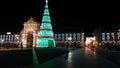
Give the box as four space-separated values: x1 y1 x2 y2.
36 47 120 68
0 47 120 68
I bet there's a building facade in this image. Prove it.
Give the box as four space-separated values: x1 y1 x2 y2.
54 33 85 47
0 32 21 48
95 32 120 45
20 17 40 47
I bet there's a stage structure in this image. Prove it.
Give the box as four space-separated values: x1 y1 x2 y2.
36 0 55 47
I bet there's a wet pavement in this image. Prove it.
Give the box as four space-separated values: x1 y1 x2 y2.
36 47 120 68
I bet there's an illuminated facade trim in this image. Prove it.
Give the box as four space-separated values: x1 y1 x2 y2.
95 32 120 44
54 33 85 47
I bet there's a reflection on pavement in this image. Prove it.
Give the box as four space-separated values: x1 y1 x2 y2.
68 52 72 63
85 47 97 59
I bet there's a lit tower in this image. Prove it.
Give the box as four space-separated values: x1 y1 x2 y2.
36 0 55 47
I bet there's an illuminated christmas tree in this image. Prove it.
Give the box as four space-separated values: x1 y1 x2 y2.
36 0 55 47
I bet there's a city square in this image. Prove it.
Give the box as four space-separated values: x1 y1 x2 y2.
0 0 120 68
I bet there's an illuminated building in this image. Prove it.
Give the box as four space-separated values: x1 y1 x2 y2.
36 0 55 47
95 31 120 45
0 32 21 46
54 33 85 47
20 17 39 47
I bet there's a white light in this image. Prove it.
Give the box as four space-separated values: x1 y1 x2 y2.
7 32 11 35
46 0 48 3
85 37 95 45
68 37 72 41
1 39 4 42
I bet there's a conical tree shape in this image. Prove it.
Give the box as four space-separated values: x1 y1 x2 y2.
36 0 55 47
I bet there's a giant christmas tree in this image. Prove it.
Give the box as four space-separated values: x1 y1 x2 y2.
36 0 55 47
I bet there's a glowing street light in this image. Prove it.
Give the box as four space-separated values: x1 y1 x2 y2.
68 37 72 41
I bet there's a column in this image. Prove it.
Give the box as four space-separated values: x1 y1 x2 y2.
22 33 27 47
81 33 85 47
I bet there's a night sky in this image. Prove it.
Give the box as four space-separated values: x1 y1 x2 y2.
0 0 120 36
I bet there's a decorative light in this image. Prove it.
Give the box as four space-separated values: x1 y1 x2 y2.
36 0 55 47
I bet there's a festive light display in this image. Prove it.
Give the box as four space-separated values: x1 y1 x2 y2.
36 0 55 47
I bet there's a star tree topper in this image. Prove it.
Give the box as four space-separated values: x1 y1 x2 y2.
46 0 48 4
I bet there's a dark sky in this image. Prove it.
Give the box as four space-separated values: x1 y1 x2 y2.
0 0 120 36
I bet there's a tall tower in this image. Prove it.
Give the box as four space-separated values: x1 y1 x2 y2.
36 0 55 47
